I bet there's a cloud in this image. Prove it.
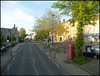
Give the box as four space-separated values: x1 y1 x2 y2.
1 1 35 34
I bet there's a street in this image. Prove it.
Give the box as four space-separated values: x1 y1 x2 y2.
1 40 67 75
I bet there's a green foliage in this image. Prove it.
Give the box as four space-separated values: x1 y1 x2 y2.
19 27 26 39
52 1 99 26
75 23 84 56
72 56 92 65
53 22 66 36
36 29 49 40
11 35 16 41
0 34 6 45
52 1 99 57
19 37 23 43
32 9 61 39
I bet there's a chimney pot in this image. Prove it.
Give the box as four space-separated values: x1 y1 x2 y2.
14 24 15 28
63 19 65 23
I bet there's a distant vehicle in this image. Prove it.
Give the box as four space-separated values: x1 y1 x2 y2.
91 46 100 59
6 43 11 48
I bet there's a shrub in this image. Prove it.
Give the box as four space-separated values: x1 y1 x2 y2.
72 56 92 65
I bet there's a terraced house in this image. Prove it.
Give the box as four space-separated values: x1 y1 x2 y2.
1 24 19 43
54 18 100 43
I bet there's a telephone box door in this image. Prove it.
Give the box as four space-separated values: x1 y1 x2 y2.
68 44 72 60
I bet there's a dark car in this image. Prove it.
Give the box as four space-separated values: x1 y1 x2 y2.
6 43 11 48
0 46 6 54
1 43 6 46
91 46 100 59
0 46 5 50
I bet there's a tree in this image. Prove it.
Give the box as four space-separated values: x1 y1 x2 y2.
52 1 99 58
35 29 49 40
0 34 6 45
19 27 26 39
53 21 66 36
11 35 16 42
32 9 61 39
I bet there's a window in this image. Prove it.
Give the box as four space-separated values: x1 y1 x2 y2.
74 30 75 34
71 30 73 34
84 29 86 33
66 25 67 28
89 24 91 26
75 23 77 26
89 28 91 33
95 28 97 32
95 21 97 25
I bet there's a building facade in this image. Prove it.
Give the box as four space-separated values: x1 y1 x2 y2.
25 33 36 40
1 24 19 43
54 18 99 43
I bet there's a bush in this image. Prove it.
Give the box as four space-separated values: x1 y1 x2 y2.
11 35 16 41
19 38 23 43
72 56 92 65
11 42 15 47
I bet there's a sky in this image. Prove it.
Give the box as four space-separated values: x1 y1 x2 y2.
1 1 71 34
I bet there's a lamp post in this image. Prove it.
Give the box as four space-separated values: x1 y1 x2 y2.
51 13 55 47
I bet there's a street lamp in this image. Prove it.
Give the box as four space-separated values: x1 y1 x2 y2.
51 13 55 47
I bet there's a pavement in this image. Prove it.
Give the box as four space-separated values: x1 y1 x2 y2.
1 40 99 75
37 41 99 75
1 43 22 74
1 40 67 75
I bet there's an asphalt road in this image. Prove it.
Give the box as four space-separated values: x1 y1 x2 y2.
2 40 67 75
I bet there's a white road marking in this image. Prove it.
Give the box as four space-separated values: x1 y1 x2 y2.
7 44 22 75
31 57 39 75
36 43 68 75
7 65 9 75
29 45 39 75
52 61 68 75
21 57 25 59
7 57 15 75
49 56 50 60
36 44 51 60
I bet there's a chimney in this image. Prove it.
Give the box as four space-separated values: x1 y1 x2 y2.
59 20 61 23
14 24 15 28
63 19 65 23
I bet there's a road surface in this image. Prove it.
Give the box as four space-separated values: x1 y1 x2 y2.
2 40 67 75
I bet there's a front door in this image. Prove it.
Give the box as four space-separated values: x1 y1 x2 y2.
60 37 62 41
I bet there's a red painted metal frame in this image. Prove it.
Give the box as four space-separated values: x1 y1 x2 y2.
68 44 72 60
68 44 76 60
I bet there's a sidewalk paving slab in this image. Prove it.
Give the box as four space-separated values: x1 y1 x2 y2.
37 42 99 75
1 43 22 73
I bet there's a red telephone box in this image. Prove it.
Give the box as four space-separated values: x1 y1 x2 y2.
68 44 76 60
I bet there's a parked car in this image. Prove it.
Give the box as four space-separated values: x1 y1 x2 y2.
91 46 100 59
0 46 5 50
1 43 6 47
6 43 11 48
0 46 6 54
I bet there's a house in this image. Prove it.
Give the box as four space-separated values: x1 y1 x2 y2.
1 24 19 43
54 18 99 42
25 33 36 40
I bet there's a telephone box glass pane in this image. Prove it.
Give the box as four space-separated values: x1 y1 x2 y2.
87 47 91 53
69 47 71 58
72 48 75 58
